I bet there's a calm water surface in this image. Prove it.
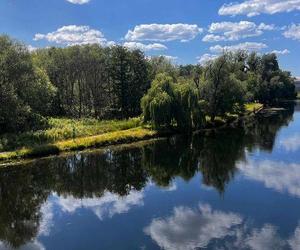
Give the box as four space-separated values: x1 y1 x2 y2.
1 103 300 250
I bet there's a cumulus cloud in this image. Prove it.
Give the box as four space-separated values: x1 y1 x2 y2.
144 203 242 250
144 202 300 249
34 25 114 46
202 21 275 42
288 224 300 250
271 49 290 55
280 134 300 151
238 160 300 197
197 53 218 64
125 23 203 42
258 23 276 31
283 24 300 41
54 190 144 220
210 42 267 53
66 0 90 4
161 55 178 61
219 0 300 17
123 42 167 51
245 224 286 250
39 201 54 237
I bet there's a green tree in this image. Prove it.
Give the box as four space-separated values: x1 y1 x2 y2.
0 35 55 132
141 74 205 130
200 54 246 122
141 73 176 129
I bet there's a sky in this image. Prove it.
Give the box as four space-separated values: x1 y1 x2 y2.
1 0 300 76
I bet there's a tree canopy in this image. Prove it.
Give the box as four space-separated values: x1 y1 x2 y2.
0 35 296 133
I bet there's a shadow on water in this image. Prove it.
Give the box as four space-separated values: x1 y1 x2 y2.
0 103 295 248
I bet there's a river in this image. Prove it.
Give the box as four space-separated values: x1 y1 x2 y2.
0 102 299 250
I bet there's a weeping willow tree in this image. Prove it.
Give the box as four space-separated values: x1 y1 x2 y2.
141 73 205 130
141 73 176 129
174 83 205 130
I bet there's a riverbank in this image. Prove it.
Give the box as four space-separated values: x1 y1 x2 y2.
0 128 159 162
0 103 263 163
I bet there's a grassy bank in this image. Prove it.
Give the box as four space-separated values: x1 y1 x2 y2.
0 103 263 163
0 117 141 151
0 127 157 162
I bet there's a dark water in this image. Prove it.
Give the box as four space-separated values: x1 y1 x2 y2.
0 103 300 250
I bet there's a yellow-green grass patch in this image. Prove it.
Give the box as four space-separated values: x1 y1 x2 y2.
0 127 157 162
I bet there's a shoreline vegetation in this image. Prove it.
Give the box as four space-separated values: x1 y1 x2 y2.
0 35 297 164
0 103 263 163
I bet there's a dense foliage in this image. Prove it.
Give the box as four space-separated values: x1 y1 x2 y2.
33 44 150 119
141 73 205 130
0 35 296 133
0 36 56 132
142 51 296 129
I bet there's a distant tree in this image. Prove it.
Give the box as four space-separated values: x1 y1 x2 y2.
147 56 178 81
246 53 296 103
0 35 55 132
200 54 246 122
110 46 150 118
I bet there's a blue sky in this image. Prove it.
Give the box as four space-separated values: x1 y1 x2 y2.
1 0 300 76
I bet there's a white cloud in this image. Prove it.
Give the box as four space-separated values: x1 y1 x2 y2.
125 23 203 42
66 0 90 4
238 160 300 197
210 42 267 53
197 53 218 64
162 55 178 61
283 24 300 41
203 21 275 42
280 134 300 151
219 0 300 17
144 201 300 250
34 25 114 46
123 42 167 51
271 49 290 55
202 34 226 42
258 23 276 31
245 224 286 250
39 201 54 236
144 203 242 250
288 224 300 250
54 190 144 220
27 45 37 52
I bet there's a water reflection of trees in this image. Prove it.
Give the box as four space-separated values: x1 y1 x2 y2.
0 106 294 248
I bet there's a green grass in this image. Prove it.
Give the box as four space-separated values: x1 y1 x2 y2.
204 103 263 127
0 102 263 163
245 103 263 113
0 117 141 152
0 127 157 162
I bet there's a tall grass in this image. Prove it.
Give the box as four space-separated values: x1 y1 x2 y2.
0 128 157 162
0 117 141 151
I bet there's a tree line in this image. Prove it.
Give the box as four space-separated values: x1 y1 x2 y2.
0 35 296 133
142 51 296 129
